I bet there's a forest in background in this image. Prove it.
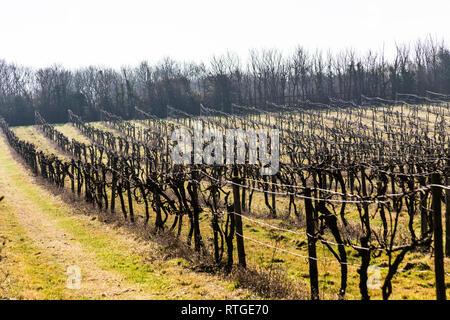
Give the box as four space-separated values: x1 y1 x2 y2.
1 37 449 125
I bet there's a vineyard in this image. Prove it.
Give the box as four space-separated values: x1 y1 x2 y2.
1 93 450 300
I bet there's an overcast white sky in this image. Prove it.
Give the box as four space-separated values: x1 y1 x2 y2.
0 0 449 69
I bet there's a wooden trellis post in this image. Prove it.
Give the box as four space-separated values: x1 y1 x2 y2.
304 187 319 300
110 156 117 214
431 173 446 300
232 175 246 268
445 176 450 258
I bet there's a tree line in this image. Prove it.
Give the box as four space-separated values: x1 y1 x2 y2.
0 37 449 125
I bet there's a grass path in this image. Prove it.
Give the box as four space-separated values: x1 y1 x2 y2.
0 133 251 300
54 123 92 145
12 126 71 161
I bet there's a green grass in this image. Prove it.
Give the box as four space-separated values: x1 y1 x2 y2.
0 204 69 299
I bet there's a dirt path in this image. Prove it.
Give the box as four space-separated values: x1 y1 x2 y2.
0 134 251 300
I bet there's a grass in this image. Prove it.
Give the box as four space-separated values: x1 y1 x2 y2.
0 203 69 299
13 125 71 161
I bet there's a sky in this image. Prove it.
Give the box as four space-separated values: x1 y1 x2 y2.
0 0 449 69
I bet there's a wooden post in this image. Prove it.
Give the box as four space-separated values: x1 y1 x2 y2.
76 161 82 196
446 176 450 258
154 193 164 231
359 166 371 301
271 175 277 218
241 167 246 212
85 166 91 202
225 205 235 271
304 187 319 300
70 160 75 193
110 157 117 214
126 167 134 223
431 173 446 300
189 169 203 252
232 176 246 268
